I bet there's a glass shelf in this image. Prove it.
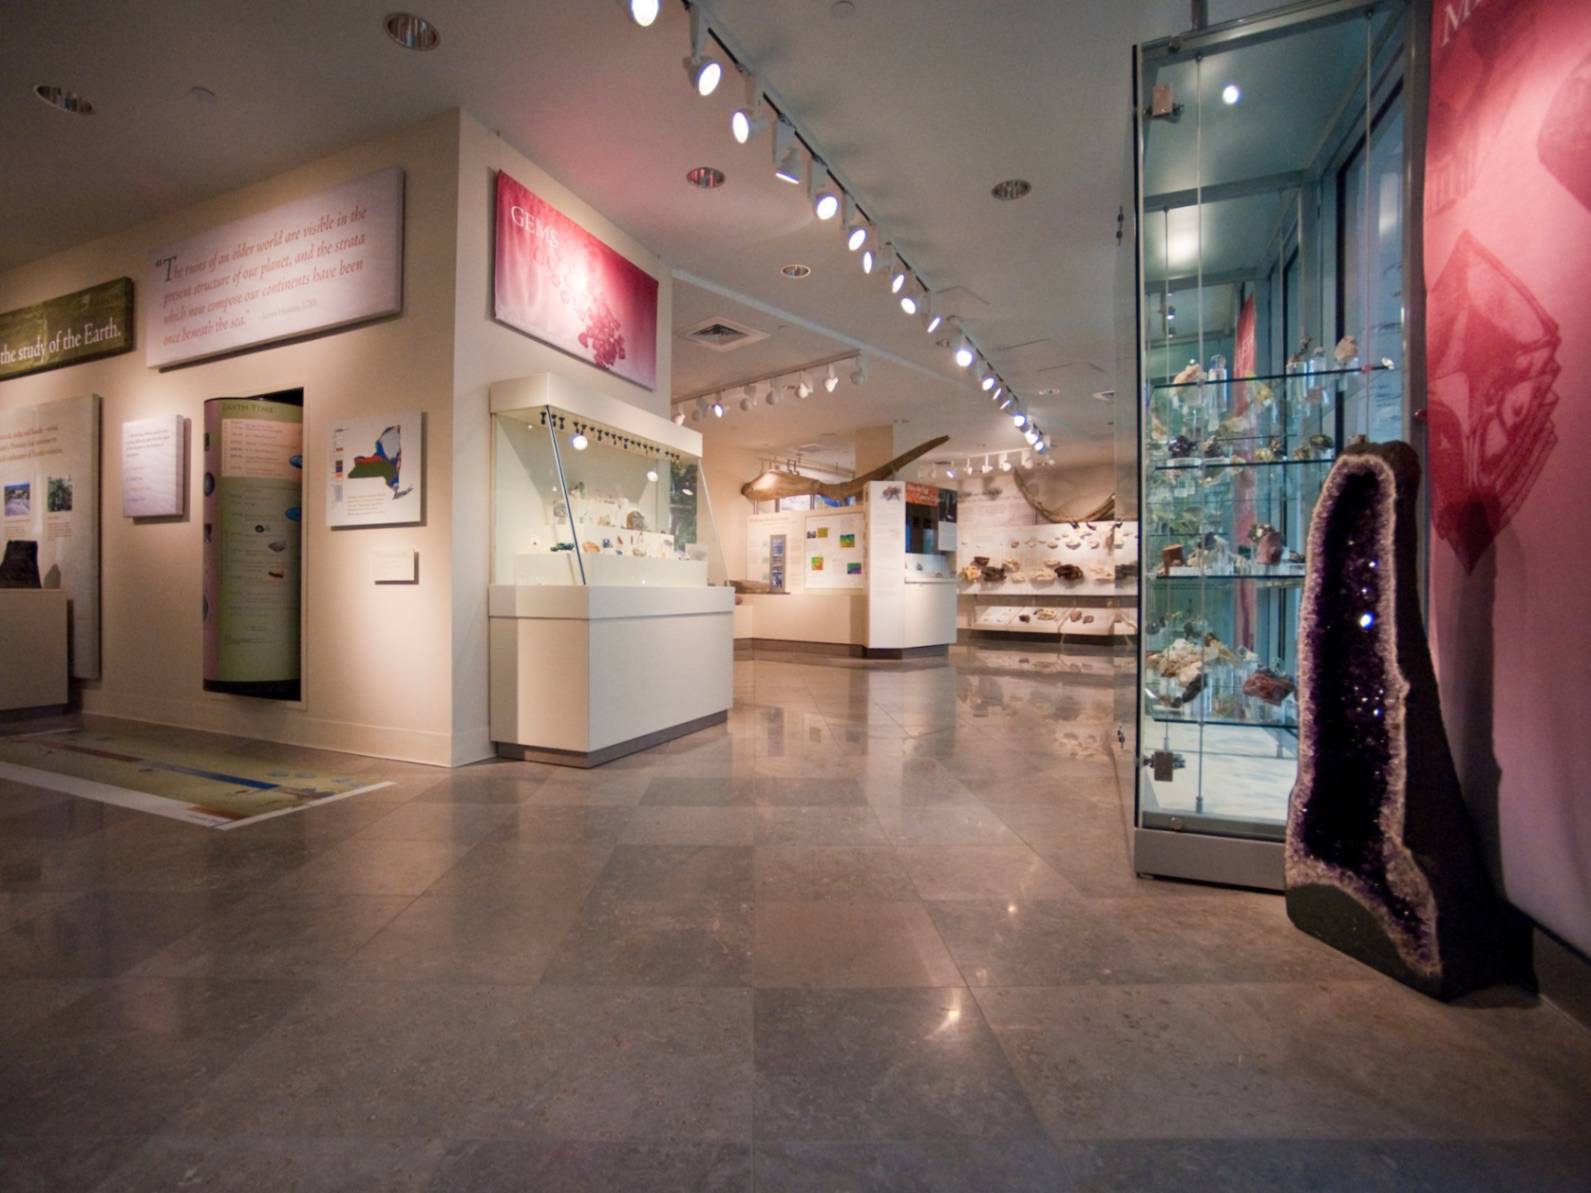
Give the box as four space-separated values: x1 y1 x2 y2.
1149 710 1299 731
1153 572 1305 583
1151 456 1335 472
1149 363 1395 391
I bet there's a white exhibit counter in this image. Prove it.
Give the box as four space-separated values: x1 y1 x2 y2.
0 590 69 711
489 584 734 766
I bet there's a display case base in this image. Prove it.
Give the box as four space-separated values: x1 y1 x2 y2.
1132 826 1283 891
495 709 728 769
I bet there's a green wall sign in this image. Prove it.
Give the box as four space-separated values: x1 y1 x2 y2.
0 277 133 382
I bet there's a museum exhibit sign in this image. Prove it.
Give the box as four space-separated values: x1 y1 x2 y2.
0 394 101 677
202 390 304 700
325 409 422 528
121 414 186 518
493 170 659 391
146 167 404 369
0 278 133 382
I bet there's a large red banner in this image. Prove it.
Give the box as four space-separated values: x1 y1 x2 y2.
493 170 659 390
1424 0 1591 954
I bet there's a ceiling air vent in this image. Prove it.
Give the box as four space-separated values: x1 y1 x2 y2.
679 315 769 353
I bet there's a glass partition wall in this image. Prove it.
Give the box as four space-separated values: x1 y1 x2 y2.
1131 0 1412 887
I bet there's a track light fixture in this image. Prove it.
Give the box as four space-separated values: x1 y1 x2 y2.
990 383 1004 401
711 396 725 417
772 120 802 184
683 7 723 96
824 363 839 393
1035 437 1050 454
953 335 975 369
647 466 660 481
730 72 767 144
919 294 942 335
899 287 920 316
850 355 868 386
981 458 994 474
766 388 782 406
842 198 867 251
998 394 1014 411
1024 426 1040 445
624 0 660 27
672 409 686 425
1012 409 1028 428
570 431 589 451
889 258 908 295
980 373 997 392
809 165 839 220
859 245 875 275
999 453 1012 471
797 372 814 398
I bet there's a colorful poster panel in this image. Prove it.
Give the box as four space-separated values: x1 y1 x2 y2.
326 410 422 527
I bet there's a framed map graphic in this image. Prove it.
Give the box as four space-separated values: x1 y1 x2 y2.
326 409 422 527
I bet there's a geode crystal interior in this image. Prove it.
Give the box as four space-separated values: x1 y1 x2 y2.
1285 441 1522 999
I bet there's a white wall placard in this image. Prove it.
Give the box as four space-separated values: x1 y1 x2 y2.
372 548 417 584
0 395 101 677
326 410 422 527
865 482 907 649
121 415 185 517
146 167 404 368
804 510 865 590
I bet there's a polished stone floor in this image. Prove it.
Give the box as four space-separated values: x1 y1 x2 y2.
1 646 1588 1191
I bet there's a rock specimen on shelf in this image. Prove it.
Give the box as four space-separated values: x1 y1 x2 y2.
1243 667 1295 706
1286 440 1525 1000
0 540 42 588
1051 562 1084 581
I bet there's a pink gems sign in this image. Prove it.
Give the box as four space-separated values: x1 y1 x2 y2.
493 171 659 391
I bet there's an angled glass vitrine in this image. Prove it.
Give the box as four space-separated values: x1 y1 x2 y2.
1130 0 1413 888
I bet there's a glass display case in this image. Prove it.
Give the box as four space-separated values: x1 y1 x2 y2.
1131 0 1413 885
491 404 722 588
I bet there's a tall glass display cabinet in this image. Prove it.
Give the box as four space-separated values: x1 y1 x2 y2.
1130 0 1415 887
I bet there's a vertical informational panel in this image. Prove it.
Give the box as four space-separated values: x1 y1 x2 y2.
804 510 864 590
865 481 906 650
203 390 303 700
0 394 100 677
1425 0 1591 955
122 415 186 517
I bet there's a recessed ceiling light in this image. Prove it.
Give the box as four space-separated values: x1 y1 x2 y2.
1222 84 1242 105
686 166 726 189
830 0 857 16
188 86 218 104
384 13 440 50
991 178 1032 201
780 264 811 279
33 85 94 115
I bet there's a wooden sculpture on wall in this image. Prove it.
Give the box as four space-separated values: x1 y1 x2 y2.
740 436 949 502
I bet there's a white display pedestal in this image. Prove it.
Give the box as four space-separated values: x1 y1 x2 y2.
489 584 734 767
0 590 69 711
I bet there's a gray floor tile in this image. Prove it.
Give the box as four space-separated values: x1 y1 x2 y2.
755 1140 1077 1192
425 1140 752 1192
129 892 413 979
754 806 890 846
0 890 236 978
420 842 610 903
95 1136 448 1192
485 806 634 849
621 806 756 846
541 895 754 986
268 838 471 896
973 982 1591 1143
641 776 756 807
0 977 312 1136
0 1137 146 1193
755 987 1046 1142
752 777 867 807
754 846 918 901
587 845 754 903
753 902 963 988
897 845 1076 901
0 976 103 1040
346 892 584 984
351 801 517 845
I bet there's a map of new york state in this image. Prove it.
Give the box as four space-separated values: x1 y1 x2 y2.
347 425 410 499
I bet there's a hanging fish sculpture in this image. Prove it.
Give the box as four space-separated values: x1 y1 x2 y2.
740 436 949 502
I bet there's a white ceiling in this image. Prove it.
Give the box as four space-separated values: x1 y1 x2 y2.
2 0 1190 462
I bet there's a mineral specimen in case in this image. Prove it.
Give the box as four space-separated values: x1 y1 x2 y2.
1285 441 1524 999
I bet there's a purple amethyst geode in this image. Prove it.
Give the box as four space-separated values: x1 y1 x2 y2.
1285 441 1524 999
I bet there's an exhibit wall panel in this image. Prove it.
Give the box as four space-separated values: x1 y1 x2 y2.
1423 0 1591 955
452 112 673 762
0 110 463 764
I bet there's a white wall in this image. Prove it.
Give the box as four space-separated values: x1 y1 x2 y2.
0 110 463 764
450 111 673 762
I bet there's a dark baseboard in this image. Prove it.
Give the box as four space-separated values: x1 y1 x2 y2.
494 710 728 769
862 644 950 660
735 639 864 658
1534 925 1591 1029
